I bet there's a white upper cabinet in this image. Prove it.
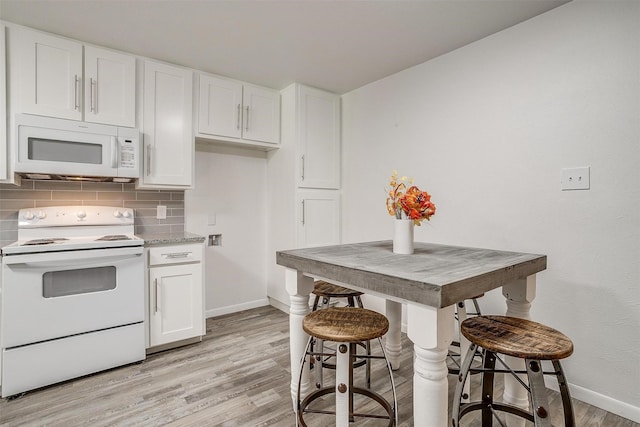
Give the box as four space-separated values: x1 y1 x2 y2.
296 85 341 189
83 46 136 127
1 24 7 181
242 84 281 143
197 74 280 147
139 60 193 189
15 29 83 121
198 75 242 139
14 28 135 127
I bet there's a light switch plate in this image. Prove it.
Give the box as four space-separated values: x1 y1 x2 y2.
561 167 590 191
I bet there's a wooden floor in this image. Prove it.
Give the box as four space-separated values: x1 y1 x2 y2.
1 306 637 426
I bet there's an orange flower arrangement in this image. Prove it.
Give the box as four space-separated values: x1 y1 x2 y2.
386 170 436 225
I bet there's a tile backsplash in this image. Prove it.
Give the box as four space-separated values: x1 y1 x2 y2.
0 180 185 241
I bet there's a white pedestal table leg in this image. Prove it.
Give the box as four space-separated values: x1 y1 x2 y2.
407 304 455 427
285 269 314 410
385 300 402 370
501 276 537 426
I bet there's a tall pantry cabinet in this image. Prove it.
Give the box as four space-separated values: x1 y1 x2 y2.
266 83 341 308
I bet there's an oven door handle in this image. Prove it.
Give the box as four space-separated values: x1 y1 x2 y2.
2 248 143 267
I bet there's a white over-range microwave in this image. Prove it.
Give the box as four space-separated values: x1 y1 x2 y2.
14 114 140 182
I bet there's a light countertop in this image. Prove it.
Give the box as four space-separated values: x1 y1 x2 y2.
138 232 205 247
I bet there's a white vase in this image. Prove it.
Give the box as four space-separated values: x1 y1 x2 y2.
393 219 414 254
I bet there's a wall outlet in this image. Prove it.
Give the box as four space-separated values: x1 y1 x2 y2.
156 205 167 219
561 167 590 191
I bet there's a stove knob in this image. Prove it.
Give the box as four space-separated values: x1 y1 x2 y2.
77 210 87 220
113 210 123 218
23 210 34 220
36 210 47 219
122 210 132 218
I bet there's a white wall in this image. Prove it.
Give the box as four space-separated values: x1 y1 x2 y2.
341 0 639 421
185 142 269 317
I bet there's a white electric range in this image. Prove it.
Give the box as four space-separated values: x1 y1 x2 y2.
0 206 146 398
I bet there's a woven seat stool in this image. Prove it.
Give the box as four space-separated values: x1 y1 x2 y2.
452 315 575 427
312 280 364 311
311 281 371 389
297 307 397 426
448 295 483 376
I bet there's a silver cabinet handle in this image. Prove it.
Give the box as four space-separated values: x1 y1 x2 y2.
236 104 241 130
245 105 249 131
74 75 80 111
90 78 97 113
163 252 191 259
301 200 305 225
146 144 152 176
154 278 159 313
301 155 305 181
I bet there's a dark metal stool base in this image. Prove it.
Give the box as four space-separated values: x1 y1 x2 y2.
298 386 395 427
448 297 482 376
452 345 576 427
297 333 397 426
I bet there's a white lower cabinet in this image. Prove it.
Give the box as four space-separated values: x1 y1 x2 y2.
296 190 341 248
147 243 204 350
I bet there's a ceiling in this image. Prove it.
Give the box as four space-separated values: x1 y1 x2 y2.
0 0 570 94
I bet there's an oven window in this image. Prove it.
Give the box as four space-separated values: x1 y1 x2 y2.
28 138 103 164
43 267 116 298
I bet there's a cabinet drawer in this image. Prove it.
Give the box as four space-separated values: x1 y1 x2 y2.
148 243 202 266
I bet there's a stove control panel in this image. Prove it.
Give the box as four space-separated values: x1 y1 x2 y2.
18 206 135 228
113 209 132 218
21 210 46 221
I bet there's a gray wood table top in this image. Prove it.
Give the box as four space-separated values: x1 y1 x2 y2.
276 241 546 308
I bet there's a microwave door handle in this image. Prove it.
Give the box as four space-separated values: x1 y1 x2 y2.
111 137 118 168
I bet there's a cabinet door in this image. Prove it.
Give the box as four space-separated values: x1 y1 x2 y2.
242 84 280 144
149 263 203 346
16 28 83 120
142 60 193 188
296 190 341 248
298 85 341 189
84 46 135 127
198 74 242 139
1 24 6 181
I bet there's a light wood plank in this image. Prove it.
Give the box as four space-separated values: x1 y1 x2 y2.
0 306 636 426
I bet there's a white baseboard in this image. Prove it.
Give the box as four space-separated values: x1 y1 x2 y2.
205 298 270 318
548 371 640 423
267 296 289 314
569 382 640 423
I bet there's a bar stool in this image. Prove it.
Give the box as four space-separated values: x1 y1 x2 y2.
312 280 364 311
311 281 371 389
297 307 397 426
452 315 575 427
448 295 483 375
